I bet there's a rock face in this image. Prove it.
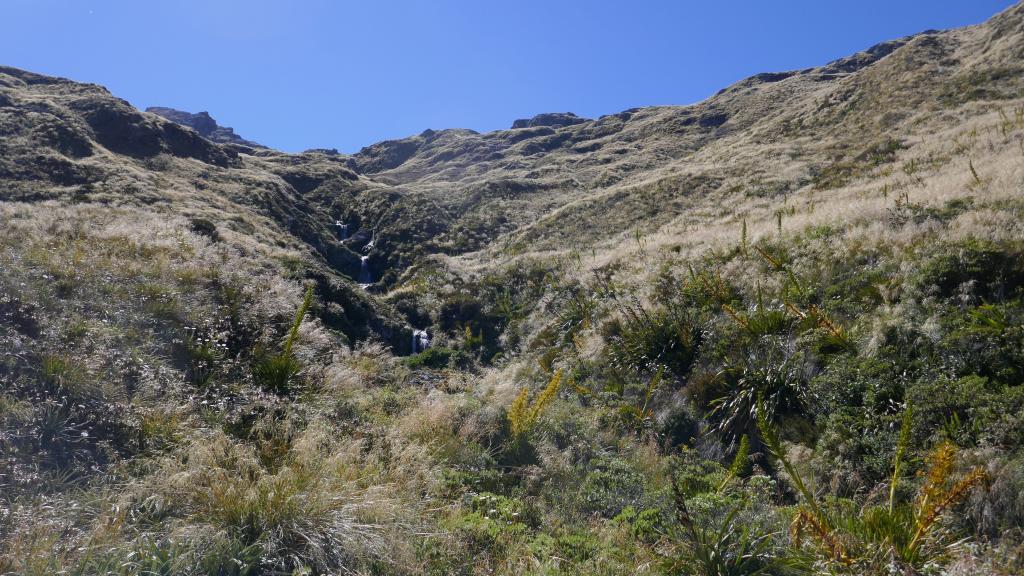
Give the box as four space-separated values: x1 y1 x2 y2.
146 106 263 147
511 112 588 129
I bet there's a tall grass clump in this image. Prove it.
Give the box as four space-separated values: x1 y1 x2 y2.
122 427 407 574
252 285 313 395
668 482 804 576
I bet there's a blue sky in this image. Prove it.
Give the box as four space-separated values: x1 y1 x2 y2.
2 1 1017 152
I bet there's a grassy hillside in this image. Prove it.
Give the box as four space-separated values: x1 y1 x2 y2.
2 3 1024 575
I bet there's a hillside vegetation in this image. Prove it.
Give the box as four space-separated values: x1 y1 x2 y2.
3 3 1024 575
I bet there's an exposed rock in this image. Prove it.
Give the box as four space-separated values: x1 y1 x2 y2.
146 106 264 147
819 37 911 75
511 112 588 129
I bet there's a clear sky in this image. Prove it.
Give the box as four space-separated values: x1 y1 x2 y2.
2 1 1018 152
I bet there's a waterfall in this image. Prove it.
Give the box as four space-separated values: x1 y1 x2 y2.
411 329 430 353
334 220 349 240
359 256 372 285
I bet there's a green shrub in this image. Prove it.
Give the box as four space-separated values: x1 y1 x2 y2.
251 349 301 396
914 240 1024 301
710 336 810 444
437 293 503 359
182 326 224 386
554 532 600 562
607 301 701 380
614 506 667 543
666 504 798 576
403 346 470 369
907 375 1024 448
577 457 647 518
189 217 220 242
938 302 1024 385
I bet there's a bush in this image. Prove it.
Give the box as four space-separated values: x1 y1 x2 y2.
251 351 301 395
607 301 701 381
577 457 647 518
710 335 810 444
914 240 1024 301
189 217 220 242
614 506 666 543
402 346 470 370
907 375 1024 448
938 302 1024 386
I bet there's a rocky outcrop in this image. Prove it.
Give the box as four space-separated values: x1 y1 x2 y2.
146 106 263 147
511 112 588 129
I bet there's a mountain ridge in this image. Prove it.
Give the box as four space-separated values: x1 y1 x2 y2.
3 0 1024 288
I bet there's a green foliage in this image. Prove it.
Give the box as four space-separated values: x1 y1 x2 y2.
182 326 224 386
718 435 752 492
722 302 793 339
906 374 1024 448
673 455 730 498
4 108 1024 575
189 217 220 242
252 286 313 395
607 299 701 380
914 240 1024 301
614 506 667 543
812 139 904 190
403 346 470 370
939 302 1024 385
889 406 912 513
763 402 988 573
251 352 301 396
577 457 647 518
445 507 530 560
711 338 809 444
668 502 800 576
613 366 669 431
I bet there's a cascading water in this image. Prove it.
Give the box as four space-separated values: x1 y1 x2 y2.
411 329 430 353
359 255 372 285
334 220 349 240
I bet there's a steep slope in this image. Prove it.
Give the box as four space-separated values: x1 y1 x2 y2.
337 2 1023 264
0 1 1020 406
17 3 1014 292
0 65 412 349
2 3 1024 574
